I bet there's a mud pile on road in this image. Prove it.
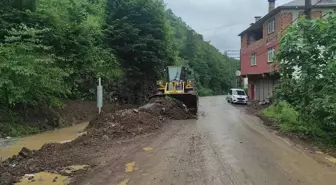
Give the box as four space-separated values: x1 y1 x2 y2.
86 109 166 139
0 109 167 184
0 142 92 185
0 98 194 184
139 97 195 120
55 101 136 125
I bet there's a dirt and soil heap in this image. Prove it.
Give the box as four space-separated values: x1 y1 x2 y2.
0 109 167 184
140 97 195 120
0 98 195 185
86 109 166 138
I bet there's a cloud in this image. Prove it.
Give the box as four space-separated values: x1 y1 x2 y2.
164 0 293 52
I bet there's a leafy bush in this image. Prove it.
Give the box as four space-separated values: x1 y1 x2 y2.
0 25 68 108
0 121 40 137
264 101 325 139
264 101 298 124
198 88 213 97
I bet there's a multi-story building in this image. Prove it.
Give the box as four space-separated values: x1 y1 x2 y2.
239 0 336 101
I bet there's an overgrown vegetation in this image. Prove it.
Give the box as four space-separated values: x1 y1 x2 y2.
0 121 40 138
268 12 336 146
0 0 237 137
166 9 239 94
264 101 324 139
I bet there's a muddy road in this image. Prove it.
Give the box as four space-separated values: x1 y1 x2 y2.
74 96 336 185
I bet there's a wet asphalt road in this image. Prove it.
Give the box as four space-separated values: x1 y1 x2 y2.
83 96 336 185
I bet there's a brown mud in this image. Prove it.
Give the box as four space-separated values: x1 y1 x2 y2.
141 97 196 120
3 96 336 185
0 98 193 185
54 101 136 125
0 100 136 138
78 96 336 185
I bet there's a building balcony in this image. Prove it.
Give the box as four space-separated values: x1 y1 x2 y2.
246 39 265 52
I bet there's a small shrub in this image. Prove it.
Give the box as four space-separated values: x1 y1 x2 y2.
279 122 324 138
264 104 278 118
264 101 298 124
198 88 213 97
264 101 326 139
0 121 40 137
278 103 299 124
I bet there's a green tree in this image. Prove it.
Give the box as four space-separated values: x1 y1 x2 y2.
104 0 175 103
37 0 121 99
166 10 238 95
274 12 336 144
0 25 68 108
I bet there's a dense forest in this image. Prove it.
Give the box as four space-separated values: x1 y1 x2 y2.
0 0 238 135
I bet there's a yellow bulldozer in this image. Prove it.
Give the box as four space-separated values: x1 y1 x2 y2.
151 66 198 115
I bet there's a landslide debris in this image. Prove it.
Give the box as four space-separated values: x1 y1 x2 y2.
0 98 195 185
140 97 195 120
86 109 166 138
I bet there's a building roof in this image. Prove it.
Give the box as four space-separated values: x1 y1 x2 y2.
282 0 336 7
238 0 336 36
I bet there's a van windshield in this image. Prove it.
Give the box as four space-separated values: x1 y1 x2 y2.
233 90 246 95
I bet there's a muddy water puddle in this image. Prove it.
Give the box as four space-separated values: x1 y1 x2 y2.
0 122 88 160
15 165 89 185
15 172 70 185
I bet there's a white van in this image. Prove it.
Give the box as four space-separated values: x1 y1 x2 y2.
226 88 248 105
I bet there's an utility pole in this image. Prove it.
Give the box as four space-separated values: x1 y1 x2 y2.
303 0 311 109
305 0 312 19
97 77 103 114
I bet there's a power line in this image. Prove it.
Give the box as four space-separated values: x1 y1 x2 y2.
224 49 241 59
224 50 240 52
202 22 246 34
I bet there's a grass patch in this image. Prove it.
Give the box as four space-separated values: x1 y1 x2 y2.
264 101 324 139
198 88 213 96
264 101 299 124
0 121 40 138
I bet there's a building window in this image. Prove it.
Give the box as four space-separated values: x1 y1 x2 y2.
268 47 275 62
268 19 275 34
251 53 257 66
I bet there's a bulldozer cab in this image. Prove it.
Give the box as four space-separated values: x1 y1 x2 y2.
166 66 188 82
165 66 194 82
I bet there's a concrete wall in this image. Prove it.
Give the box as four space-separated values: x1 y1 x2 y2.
243 78 248 88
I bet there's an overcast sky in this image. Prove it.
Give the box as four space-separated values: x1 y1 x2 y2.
164 0 293 55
